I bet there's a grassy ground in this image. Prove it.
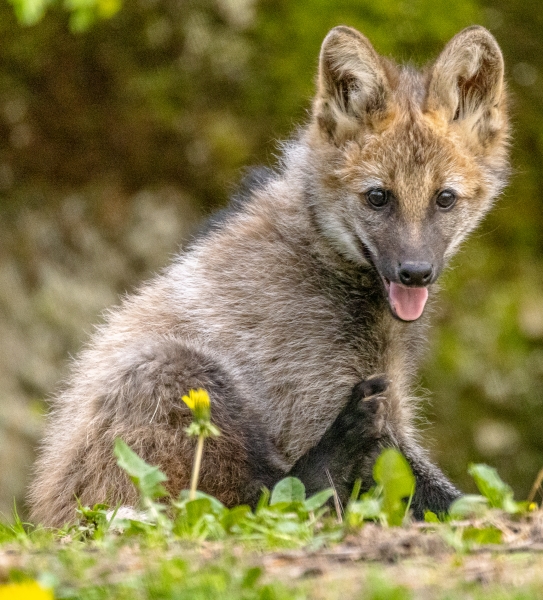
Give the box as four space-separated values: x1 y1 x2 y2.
1 516 543 599
1 442 542 599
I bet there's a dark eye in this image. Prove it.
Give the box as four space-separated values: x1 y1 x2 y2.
366 188 390 210
436 189 457 210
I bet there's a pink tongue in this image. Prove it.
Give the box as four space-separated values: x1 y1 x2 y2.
388 283 429 321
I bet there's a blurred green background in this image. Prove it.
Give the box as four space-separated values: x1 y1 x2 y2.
1 0 542 518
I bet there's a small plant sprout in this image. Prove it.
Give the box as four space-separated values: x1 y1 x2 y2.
182 389 221 500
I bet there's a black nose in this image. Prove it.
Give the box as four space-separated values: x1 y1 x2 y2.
398 262 433 286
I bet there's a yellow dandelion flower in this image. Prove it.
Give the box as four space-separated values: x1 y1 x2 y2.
0 581 53 600
529 502 539 511
182 388 211 422
181 388 219 499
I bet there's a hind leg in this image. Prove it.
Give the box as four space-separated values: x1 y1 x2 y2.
30 338 285 526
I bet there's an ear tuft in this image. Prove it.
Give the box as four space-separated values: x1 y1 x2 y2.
314 26 390 143
427 26 505 144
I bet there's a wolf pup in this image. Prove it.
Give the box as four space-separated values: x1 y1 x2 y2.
30 25 509 526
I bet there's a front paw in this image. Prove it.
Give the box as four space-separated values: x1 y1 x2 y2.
333 375 388 448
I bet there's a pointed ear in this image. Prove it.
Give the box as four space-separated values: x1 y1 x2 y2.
427 26 506 144
314 26 391 144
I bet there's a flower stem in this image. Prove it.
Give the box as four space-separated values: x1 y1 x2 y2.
189 434 205 500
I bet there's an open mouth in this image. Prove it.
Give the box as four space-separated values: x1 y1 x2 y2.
357 239 429 322
381 276 429 322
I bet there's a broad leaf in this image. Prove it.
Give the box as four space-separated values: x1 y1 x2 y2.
449 494 489 519
346 497 382 525
221 505 252 532
373 448 415 526
424 511 440 523
176 490 225 512
114 438 168 501
304 489 334 512
468 464 519 512
184 498 214 527
270 477 306 505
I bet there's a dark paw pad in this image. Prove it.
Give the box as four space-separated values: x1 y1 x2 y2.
352 375 389 401
335 376 389 445
356 394 386 437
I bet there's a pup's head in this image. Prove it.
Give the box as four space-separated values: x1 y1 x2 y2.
307 26 509 321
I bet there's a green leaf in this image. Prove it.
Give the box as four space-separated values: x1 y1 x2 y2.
304 489 334 512
424 511 440 523
270 477 306 505
373 448 415 526
468 464 519 512
449 494 489 519
462 525 503 545
346 496 382 526
185 498 214 527
242 567 263 589
176 490 225 513
114 438 168 501
221 505 251 532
